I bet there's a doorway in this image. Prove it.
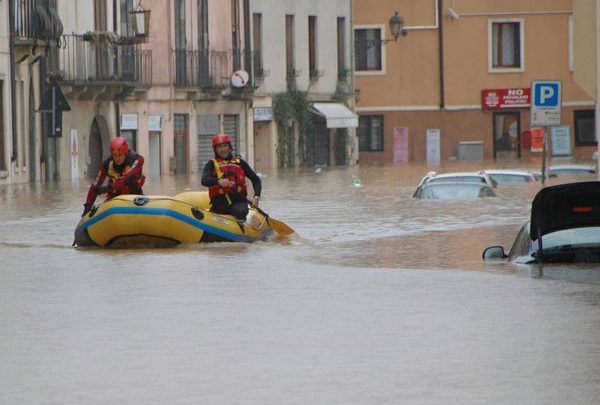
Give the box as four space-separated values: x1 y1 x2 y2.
28 79 36 182
174 114 188 174
493 112 521 160
88 118 103 179
148 131 161 179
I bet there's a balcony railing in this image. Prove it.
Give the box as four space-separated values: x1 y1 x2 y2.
173 48 257 89
11 0 63 42
48 34 152 85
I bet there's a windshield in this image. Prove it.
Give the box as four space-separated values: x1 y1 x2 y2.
541 227 600 250
488 174 530 184
419 184 493 199
429 176 486 184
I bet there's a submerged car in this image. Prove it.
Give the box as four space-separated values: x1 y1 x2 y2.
548 164 596 176
414 181 496 200
481 169 537 184
417 171 497 188
483 181 600 264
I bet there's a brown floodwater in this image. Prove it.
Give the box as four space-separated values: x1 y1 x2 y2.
1 160 599 404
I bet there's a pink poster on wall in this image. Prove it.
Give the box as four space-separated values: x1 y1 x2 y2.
393 126 409 163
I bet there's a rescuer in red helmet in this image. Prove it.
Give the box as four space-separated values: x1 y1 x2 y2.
201 133 261 221
82 136 145 216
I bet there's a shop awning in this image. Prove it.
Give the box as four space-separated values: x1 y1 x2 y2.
311 103 358 128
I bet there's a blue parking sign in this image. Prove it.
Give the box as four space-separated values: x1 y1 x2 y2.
533 82 560 107
531 81 562 126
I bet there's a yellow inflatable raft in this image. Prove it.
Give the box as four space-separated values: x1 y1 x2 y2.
73 191 274 248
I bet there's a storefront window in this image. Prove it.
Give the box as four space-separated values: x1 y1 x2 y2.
358 115 383 151
574 110 596 146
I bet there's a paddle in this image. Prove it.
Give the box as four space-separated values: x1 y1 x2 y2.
247 199 295 237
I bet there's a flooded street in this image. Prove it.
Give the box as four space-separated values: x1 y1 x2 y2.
1 162 600 404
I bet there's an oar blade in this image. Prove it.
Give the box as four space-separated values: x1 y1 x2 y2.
267 217 295 236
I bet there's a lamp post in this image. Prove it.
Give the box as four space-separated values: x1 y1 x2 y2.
355 11 408 50
130 1 151 40
388 11 408 40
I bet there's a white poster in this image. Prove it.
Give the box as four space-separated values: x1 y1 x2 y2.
70 129 79 183
550 126 571 156
148 115 162 131
426 129 441 165
120 113 138 130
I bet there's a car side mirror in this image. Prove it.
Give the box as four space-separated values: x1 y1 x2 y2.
482 246 508 261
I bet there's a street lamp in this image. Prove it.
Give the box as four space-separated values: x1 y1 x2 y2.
130 0 151 40
388 11 408 40
355 11 408 50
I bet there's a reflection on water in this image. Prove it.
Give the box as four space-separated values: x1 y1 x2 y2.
1 161 600 404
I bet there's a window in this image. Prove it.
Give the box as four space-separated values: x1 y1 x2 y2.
253 13 263 77
358 116 384 151
94 0 108 30
337 17 347 79
285 15 296 78
574 110 596 146
0 80 5 170
120 0 134 36
355 28 382 71
308 16 318 79
198 0 209 85
198 0 208 49
490 20 523 70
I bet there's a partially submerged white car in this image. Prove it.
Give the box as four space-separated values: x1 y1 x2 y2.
483 182 600 264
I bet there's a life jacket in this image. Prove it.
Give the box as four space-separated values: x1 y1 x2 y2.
209 157 247 201
105 151 145 195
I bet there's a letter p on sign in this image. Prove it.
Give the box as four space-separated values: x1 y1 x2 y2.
534 82 559 107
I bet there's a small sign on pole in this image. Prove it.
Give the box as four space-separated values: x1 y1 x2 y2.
531 80 562 185
531 81 562 127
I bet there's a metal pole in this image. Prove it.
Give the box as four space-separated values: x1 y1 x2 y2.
52 86 58 181
541 127 547 186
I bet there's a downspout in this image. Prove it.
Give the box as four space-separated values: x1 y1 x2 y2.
8 0 18 164
350 0 357 164
243 0 252 163
114 0 120 139
243 0 251 76
437 0 445 109
597 0 600 179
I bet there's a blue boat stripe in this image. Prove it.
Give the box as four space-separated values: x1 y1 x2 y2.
82 206 257 242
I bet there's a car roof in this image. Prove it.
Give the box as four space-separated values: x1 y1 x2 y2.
548 164 596 172
530 181 600 240
482 169 533 176
431 172 487 178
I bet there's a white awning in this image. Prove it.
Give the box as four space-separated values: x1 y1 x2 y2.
311 103 358 128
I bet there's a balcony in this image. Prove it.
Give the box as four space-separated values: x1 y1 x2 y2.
173 48 257 96
46 34 152 100
12 0 63 43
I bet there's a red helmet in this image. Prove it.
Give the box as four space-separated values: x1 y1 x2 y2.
110 137 128 156
212 133 232 149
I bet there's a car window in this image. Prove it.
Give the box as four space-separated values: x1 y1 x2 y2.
429 176 485 184
508 223 531 260
419 183 489 199
488 174 528 184
542 227 600 250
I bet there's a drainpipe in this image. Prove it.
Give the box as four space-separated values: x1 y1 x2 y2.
350 0 358 164
597 0 600 179
437 0 445 109
8 0 18 165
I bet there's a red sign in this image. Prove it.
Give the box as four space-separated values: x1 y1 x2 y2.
481 88 531 110
530 127 545 152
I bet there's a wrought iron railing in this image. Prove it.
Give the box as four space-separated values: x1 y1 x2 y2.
172 48 257 88
48 34 152 84
11 0 63 41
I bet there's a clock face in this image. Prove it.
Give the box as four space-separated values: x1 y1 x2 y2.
231 70 249 87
